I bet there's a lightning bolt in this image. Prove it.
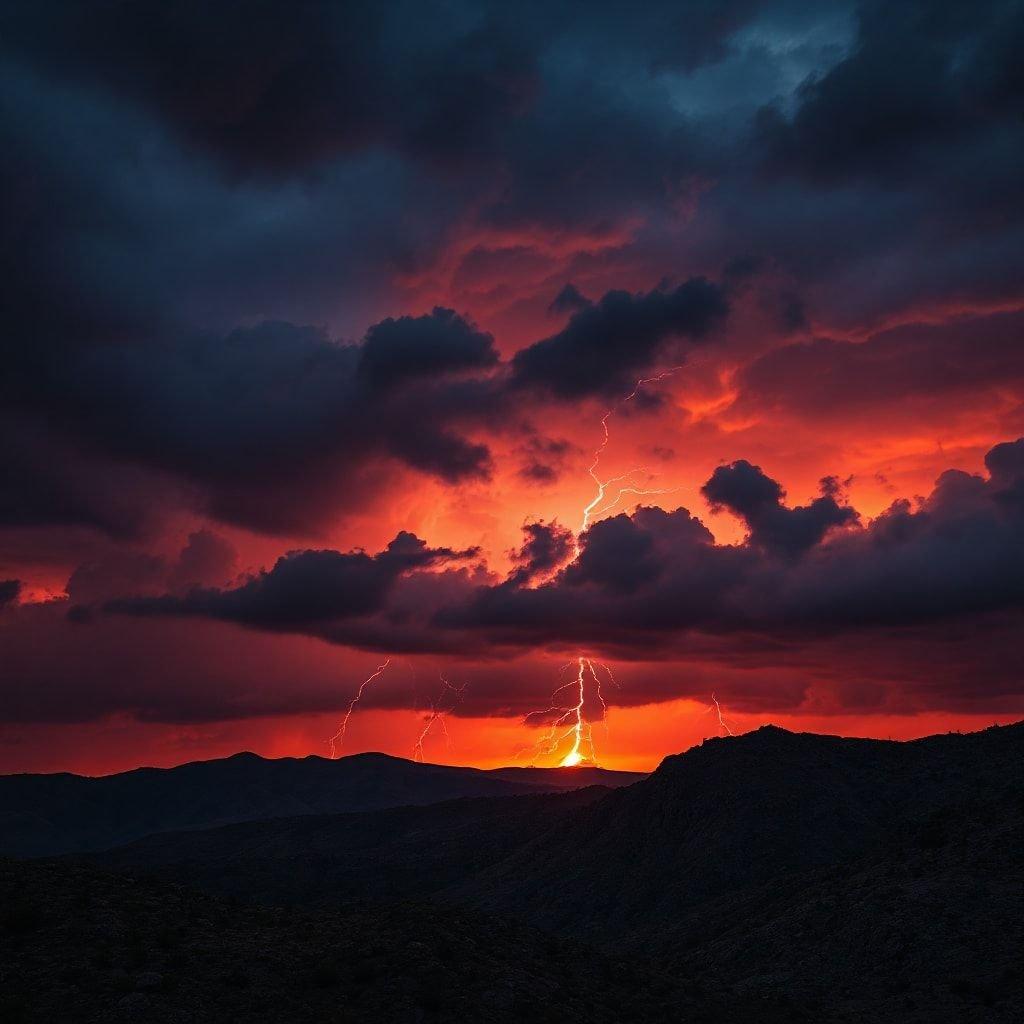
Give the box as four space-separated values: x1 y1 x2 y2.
522 656 615 767
413 672 468 762
709 692 735 736
575 367 683 556
559 658 591 767
328 658 391 758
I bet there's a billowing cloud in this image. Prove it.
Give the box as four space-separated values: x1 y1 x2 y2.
504 522 575 587
356 308 499 390
5 312 503 535
702 461 858 557
511 279 729 399
108 532 478 629
107 439 1024 654
2 1 1023 763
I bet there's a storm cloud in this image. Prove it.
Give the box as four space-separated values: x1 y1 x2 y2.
2 0 1023 753
108 440 1024 655
511 279 729 399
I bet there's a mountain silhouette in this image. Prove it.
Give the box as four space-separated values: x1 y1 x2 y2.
456 723 1024 936
4 723 1020 1021
0 751 644 856
77 722 1023 1022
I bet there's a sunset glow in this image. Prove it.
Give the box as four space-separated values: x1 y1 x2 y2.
2 0 1023 778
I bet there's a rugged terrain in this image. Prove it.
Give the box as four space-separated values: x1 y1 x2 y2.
2 723 1020 1022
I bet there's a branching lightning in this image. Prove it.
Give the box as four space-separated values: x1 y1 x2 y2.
328 658 391 758
522 656 615 767
526 367 685 764
413 672 468 762
322 369 685 767
575 368 683 556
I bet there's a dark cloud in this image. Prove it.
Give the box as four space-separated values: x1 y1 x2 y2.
108 532 478 629
1 1 537 175
356 308 498 390
168 530 238 593
511 279 729 399
7 437 1024 725
0 580 21 608
108 439 1024 659
547 284 591 316
2 268 728 535
516 436 575 486
5 313 501 535
440 439 1024 656
702 461 859 557
3 0 1019 549
0 418 173 540
987 438 1024 513
756 0 1023 184
66 552 168 607
3 1 1024 733
725 0 1024 328
518 462 559 485
505 522 574 587
62 531 237 618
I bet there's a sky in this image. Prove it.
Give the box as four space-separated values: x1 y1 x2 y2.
2 0 1023 775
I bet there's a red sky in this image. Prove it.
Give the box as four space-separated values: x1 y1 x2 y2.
2 0 1024 776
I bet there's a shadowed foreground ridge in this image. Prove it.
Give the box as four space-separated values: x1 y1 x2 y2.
0 858 793 1024
2 723 1021 1022
458 723 1024 931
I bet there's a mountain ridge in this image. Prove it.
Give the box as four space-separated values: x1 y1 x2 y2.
15 721 1023 1022
453 721 1024 936
0 748 645 856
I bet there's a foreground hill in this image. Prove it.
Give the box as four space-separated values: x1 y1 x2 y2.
98 787 612 906
456 723 1024 937
0 858 795 1024
88 723 1023 1022
0 751 644 856
650 790 1021 1021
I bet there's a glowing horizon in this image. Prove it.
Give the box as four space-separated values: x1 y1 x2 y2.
3 1 1023 777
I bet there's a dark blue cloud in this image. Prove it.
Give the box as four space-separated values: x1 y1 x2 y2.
357 308 498 390
108 532 478 628
511 279 729 399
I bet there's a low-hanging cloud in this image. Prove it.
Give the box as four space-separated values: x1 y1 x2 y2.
108 439 1024 656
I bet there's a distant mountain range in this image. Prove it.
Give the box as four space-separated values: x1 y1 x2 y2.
2 723 1020 1022
0 751 645 856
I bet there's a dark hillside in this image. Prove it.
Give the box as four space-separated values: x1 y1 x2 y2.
0 750 642 856
455 724 1024 936
96 787 611 906
0 858 798 1024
